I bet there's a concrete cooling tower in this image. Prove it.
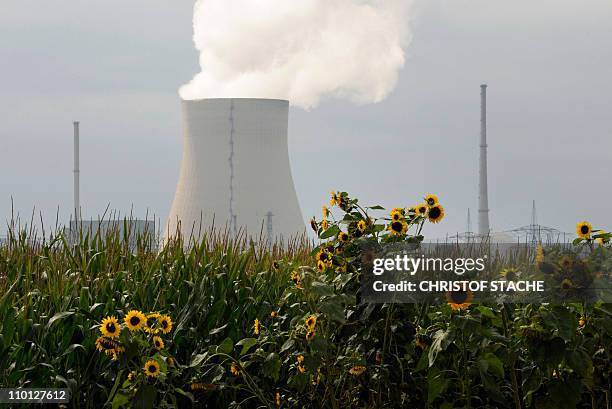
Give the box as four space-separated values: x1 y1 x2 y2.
166 98 305 242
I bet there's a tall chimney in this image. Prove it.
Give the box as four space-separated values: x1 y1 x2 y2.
478 84 490 236
73 121 80 222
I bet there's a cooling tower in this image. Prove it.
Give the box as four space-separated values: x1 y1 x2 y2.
166 98 305 242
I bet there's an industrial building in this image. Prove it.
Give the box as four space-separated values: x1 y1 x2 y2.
165 98 305 243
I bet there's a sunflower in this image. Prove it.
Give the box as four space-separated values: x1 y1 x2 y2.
321 219 329 230
305 315 317 329
95 336 119 354
296 355 306 373
310 217 318 232
424 194 439 206
330 191 339 207
153 336 165 350
336 264 347 273
416 204 429 216
415 334 431 350
446 290 473 310
159 315 173 334
127 371 136 382
144 313 162 334
427 204 445 224
338 231 349 243
290 270 302 287
561 278 575 290
500 268 519 281
578 317 586 328
388 220 408 236
167 357 175 367
124 310 146 332
596 237 606 246
312 368 321 385
276 392 281 407
317 260 326 272
100 316 121 339
143 359 161 378
356 220 366 233
231 362 240 376
306 330 316 341
254 318 260 336
559 256 573 270
390 210 403 222
576 221 593 238
348 365 366 376
270 311 278 318
315 250 333 266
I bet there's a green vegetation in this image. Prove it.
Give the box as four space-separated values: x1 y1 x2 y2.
0 193 610 408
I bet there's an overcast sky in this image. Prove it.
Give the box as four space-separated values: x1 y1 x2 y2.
1 0 611 239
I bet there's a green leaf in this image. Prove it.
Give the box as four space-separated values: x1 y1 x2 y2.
111 392 130 409
484 352 504 378
133 384 157 409
47 311 75 329
427 367 448 404
310 281 335 297
320 299 346 324
367 205 385 210
209 323 228 335
476 306 496 318
217 337 234 354
280 338 295 354
320 225 340 239
236 338 258 355
262 352 281 381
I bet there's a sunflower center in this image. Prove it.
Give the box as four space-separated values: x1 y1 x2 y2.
130 317 140 326
391 221 403 232
107 323 116 333
450 291 468 303
149 365 157 372
162 321 168 329
429 207 441 218
581 225 589 234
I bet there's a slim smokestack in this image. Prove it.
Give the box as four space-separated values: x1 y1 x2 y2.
478 84 490 236
73 121 80 221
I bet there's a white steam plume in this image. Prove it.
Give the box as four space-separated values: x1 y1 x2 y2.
179 0 413 109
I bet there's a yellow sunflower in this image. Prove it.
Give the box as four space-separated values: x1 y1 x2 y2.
321 219 329 230
153 336 165 350
390 210 403 222
124 310 146 332
424 194 439 206
290 270 302 287
305 315 317 329
95 336 119 354
270 311 278 318
296 355 306 373
446 290 473 310
576 221 593 238
336 264 347 273
535 243 545 264
100 316 121 339
144 313 162 334
159 315 173 334
416 204 429 216
276 392 281 407
322 205 330 218
596 236 606 246
338 231 349 243
143 359 161 378
254 318 260 336
330 191 339 207
356 220 366 233
500 268 519 281
315 250 333 266
317 260 326 272
310 217 318 232
231 362 240 376
128 371 136 382
388 220 408 236
348 365 366 376
306 330 316 341
427 204 445 224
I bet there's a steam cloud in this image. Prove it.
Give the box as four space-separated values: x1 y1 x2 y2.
179 0 413 109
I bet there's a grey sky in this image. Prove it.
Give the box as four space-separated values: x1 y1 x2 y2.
1 0 611 239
